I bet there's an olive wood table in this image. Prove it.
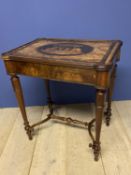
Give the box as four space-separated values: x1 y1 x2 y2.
1 38 123 161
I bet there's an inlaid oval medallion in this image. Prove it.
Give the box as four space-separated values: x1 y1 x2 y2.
37 43 93 56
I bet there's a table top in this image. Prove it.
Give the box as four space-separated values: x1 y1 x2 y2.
2 38 122 70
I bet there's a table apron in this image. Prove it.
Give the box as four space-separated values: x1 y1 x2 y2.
4 60 110 89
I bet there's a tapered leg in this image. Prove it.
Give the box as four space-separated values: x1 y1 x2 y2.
11 75 33 140
105 64 117 126
44 79 53 115
90 89 105 161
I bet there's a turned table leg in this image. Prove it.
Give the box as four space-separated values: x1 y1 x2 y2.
44 80 54 115
90 89 105 161
105 64 117 126
11 75 33 140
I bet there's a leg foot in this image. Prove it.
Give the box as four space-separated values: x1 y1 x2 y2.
25 125 34 140
94 142 101 161
89 142 101 161
104 110 112 126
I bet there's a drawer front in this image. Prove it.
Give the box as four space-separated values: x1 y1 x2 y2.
4 61 97 86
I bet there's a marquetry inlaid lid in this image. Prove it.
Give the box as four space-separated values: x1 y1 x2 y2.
1 38 122 70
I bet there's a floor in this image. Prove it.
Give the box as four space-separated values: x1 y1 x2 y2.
0 101 131 175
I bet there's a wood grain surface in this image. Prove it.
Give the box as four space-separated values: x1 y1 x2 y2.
0 101 131 175
1 38 122 70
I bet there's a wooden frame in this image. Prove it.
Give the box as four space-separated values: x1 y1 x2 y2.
1 38 123 161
